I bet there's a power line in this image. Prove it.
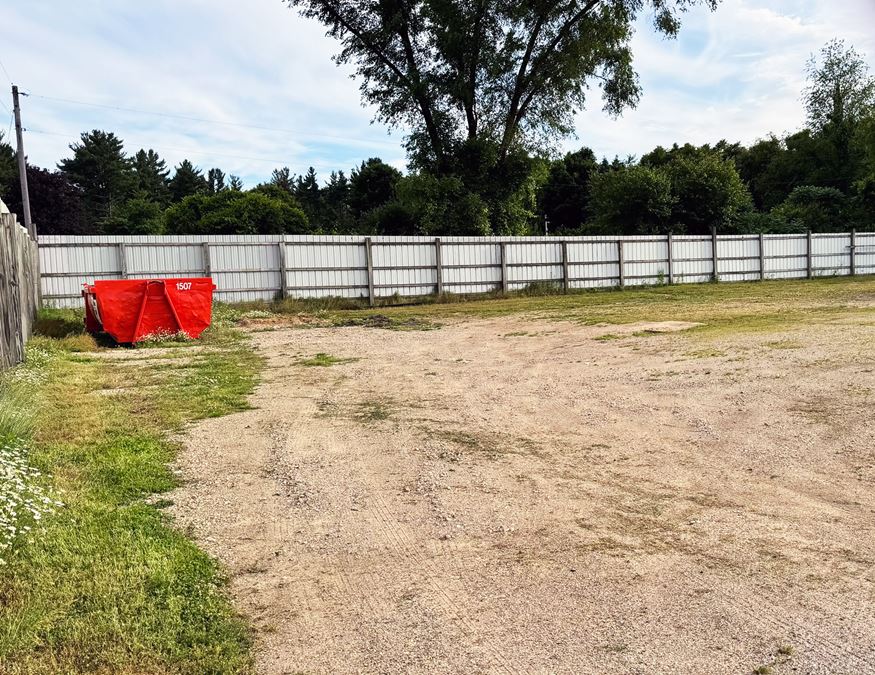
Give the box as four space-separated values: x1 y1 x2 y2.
26 91 402 147
0 55 11 83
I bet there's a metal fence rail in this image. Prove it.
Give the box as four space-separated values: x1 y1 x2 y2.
1 201 39 369
38 230 875 308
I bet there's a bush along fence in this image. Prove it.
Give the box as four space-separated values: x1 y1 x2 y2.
38 230 875 308
0 201 39 368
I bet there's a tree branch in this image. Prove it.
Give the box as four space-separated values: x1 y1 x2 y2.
500 0 603 158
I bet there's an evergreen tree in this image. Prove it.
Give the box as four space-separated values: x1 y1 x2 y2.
294 167 323 226
349 158 400 221
132 149 170 205
229 175 244 191
323 170 354 233
270 167 295 193
207 168 227 195
58 130 134 227
168 160 207 202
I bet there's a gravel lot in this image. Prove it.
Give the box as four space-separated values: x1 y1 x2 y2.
171 310 875 674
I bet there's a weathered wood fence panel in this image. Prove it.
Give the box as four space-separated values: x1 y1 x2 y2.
0 201 39 369
38 231 875 308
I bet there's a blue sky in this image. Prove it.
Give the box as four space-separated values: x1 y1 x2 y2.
2 0 874 188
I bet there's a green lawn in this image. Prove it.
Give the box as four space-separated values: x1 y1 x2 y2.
0 314 260 674
235 275 875 336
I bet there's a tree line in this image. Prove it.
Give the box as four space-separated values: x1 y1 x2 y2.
0 38 872 237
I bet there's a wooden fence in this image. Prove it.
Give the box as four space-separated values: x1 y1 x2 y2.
0 201 40 369
39 230 875 308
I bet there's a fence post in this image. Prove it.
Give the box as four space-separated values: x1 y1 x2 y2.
666 232 674 285
500 241 508 293
561 240 570 293
434 237 443 295
850 229 856 276
806 230 813 279
365 237 375 306
202 242 212 280
759 233 765 281
278 238 290 299
617 239 625 288
118 242 128 279
711 227 719 281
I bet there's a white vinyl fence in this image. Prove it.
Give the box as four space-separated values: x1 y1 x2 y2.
38 231 875 308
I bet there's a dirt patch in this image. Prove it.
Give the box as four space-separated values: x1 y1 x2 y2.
170 315 875 674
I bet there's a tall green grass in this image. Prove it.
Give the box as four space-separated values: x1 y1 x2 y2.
0 309 260 674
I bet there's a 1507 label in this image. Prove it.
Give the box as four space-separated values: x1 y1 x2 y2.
176 282 192 291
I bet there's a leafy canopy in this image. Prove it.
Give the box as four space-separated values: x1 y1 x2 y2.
288 0 719 171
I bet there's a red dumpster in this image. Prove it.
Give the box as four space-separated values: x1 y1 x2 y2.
82 278 216 343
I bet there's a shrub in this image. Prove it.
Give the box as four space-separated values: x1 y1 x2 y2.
165 190 310 235
772 185 847 232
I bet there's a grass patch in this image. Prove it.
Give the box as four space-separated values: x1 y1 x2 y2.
765 339 804 350
0 308 260 673
223 277 875 339
297 353 359 367
594 333 624 341
356 399 392 422
685 348 727 358
331 314 437 331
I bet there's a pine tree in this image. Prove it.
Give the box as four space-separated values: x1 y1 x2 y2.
132 149 170 205
324 170 354 233
58 130 135 227
229 175 244 191
169 160 207 202
294 167 323 226
207 168 227 195
270 167 295 193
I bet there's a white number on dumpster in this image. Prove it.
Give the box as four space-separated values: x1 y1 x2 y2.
176 282 192 291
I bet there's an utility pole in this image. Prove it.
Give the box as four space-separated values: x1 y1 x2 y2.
12 85 34 239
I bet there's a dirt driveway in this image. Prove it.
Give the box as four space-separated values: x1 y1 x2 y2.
171 314 875 674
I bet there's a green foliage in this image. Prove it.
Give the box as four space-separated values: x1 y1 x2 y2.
168 159 207 203
288 0 717 172
394 173 490 236
363 200 418 235
540 148 600 234
3 165 90 235
294 167 323 226
805 39 875 133
164 189 310 235
349 158 402 221
733 210 791 234
16 37 875 238
206 167 227 195
663 149 752 233
0 326 258 673
589 164 674 234
269 167 294 193
772 185 848 233
57 130 135 228
132 149 170 206
103 196 165 235
323 170 356 234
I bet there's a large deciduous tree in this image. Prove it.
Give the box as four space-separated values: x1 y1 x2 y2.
287 0 718 172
